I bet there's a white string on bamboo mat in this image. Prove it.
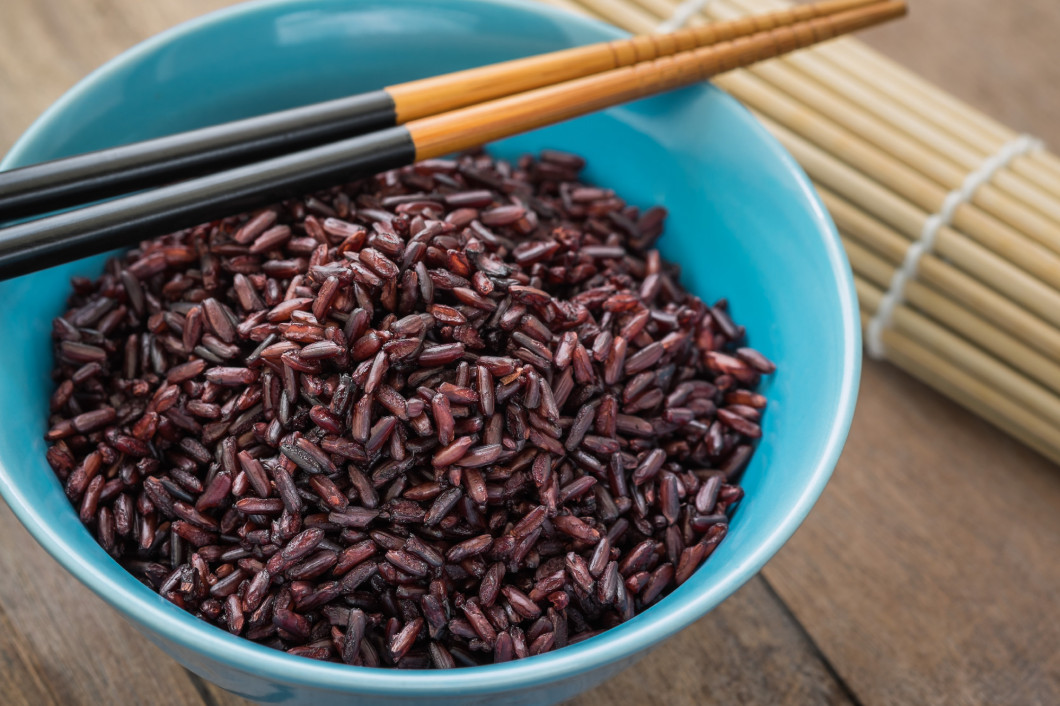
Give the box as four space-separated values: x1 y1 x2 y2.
648 0 1046 361
656 0 715 31
866 134 1044 360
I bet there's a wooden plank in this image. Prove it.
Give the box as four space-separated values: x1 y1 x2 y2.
0 504 211 705
569 576 856 706
762 361 1060 706
0 603 64 706
764 9 1060 704
2 0 1060 704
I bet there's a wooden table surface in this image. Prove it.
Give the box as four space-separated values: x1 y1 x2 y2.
2 1 1059 704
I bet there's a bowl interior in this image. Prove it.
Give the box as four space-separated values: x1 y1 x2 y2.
0 0 859 697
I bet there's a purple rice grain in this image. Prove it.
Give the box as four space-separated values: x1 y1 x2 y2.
44 150 772 669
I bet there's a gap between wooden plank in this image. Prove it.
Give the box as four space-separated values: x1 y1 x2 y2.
762 361 1060 705
569 575 856 706
757 576 865 706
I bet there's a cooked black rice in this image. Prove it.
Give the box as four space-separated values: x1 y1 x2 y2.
45 150 772 668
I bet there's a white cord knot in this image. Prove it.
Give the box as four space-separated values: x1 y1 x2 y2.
656 0 715 31
865 134 1044 359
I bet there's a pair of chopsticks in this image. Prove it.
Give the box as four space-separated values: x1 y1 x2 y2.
0 0 905 280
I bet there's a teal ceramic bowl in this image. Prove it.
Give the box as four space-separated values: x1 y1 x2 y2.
0 0 860 703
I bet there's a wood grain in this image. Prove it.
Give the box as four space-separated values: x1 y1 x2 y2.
569 577 856 706
0 506 220 706
0 604 64 706
1 1 1059 705
762 362 1060 706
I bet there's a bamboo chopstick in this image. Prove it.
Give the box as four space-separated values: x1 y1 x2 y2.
409 1 905 160
0 0 878 222
673 7 1060 285
391 0 885 121
553 0 1060 463
0 1 905 280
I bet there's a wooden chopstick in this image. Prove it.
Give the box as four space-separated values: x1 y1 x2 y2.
409 0 906 159
0 0 905 280
0 0 879 222
387 0 882 121
729 0 1060 230
560 0 1060 465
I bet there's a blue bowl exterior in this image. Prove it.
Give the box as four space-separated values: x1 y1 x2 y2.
0 0 861 703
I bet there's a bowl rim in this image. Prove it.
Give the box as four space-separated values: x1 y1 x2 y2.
1 0 861 696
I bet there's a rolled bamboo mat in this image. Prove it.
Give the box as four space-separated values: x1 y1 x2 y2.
537 0 1060 464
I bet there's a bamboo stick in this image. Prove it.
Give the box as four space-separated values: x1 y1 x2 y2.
718 69 1060 285
863 310 1060 466
564 0 653 30
839 42 1060 187
857 277 1060 440
722 0 1060 188
819 184 1060 362
652 0 1060 207
592 0 1060 289
557 0 1060 329
555 0 1060 462
631 0 1060 318
627 0 686 23
730 50 1060 252
645 0 1060 267
579 0 657 27
844 236 1060 395
757 114 1060 329
835 40 1046 164
723 0 1060 227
